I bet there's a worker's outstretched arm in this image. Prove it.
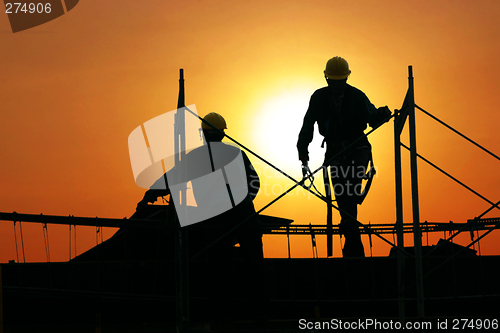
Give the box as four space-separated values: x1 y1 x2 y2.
136 174 171 209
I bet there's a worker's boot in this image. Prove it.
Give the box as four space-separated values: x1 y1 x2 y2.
340 219 365 258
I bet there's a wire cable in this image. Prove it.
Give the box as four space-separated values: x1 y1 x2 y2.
416 104 500 162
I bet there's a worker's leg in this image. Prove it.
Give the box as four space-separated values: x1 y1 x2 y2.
331 168 361 257
331 148 370 257
336 190 364 257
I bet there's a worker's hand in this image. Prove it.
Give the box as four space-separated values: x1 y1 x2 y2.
370 106 392 128
136 189 161 211
377 106 392 122
301 164 309 179
300 155 309 179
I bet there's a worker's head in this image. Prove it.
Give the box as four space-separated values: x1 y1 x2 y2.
324 56 350 91
324 56 351 80
201 112 227 142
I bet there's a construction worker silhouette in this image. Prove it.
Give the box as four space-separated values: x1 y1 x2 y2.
137 113 262 261
297 57 391 257
137 113 264 314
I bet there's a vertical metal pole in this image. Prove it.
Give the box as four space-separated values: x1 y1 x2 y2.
324 166 333 257
287 224 291 259
408 66 425 318
174 68 189 333
394 108 405 321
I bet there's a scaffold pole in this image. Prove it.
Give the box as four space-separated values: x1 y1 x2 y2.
408 65 425 318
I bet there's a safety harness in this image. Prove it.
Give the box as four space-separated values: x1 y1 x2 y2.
301 151 376 257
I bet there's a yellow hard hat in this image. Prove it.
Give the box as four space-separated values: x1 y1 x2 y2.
201 112 227 130
324 56 351 80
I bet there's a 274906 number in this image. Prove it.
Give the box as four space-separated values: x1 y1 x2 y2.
452 319 498 330
5 3 52 14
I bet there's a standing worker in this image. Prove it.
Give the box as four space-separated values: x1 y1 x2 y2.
297 56 391 257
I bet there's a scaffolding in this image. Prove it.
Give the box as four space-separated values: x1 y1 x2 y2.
1 66 500 330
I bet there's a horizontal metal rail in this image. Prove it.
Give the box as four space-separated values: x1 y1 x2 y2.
0 212 162 229
263 219 500 235
3 211 499 237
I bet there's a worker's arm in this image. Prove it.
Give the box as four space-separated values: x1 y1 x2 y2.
136 175 170 209
297 93 319 164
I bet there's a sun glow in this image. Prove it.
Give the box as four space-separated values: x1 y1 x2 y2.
252 87 327 176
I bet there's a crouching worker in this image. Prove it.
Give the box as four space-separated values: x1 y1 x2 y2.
137 112 265 316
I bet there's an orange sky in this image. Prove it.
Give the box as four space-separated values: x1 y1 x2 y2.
1 0 500 262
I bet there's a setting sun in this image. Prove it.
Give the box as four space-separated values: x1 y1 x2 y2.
252 87 328 172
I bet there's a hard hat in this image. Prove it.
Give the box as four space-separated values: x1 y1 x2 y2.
201 112 227 130
324 56 351 80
